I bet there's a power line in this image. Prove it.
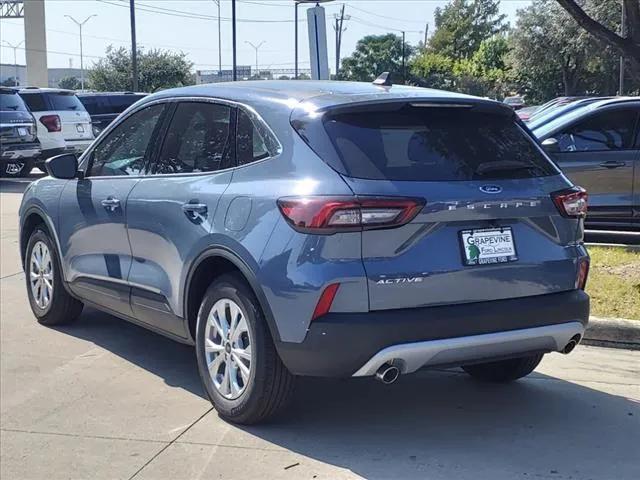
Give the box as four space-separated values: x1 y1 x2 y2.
97 0 305 23
349 15 422 34
346 3 426 24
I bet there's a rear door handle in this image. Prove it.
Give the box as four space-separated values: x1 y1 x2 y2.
101 197 121 212
599 161 626 169
182 202 208 217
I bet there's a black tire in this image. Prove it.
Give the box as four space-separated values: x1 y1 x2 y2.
462 354 544 383
25 228 83 326
195 273 295 425
18 159 33 177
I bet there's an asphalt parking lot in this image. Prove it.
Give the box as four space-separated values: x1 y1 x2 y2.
1 176 639 480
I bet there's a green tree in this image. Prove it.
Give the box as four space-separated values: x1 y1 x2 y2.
89 46 194 92
509 0 621 103
58 76 81 90
429 0 508 60
339 34 414 83
410 36 512 98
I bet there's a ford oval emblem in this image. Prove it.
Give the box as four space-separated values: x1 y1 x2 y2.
479 185 502 194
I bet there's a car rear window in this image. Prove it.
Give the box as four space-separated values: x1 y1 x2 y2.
0 92 28 112
318 107 558 181
47 92 85 111
19 93 48 112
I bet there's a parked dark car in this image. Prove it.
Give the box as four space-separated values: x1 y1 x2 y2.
77 92 147 137
0 87 41 177
527 97 609 131
534 97 640 230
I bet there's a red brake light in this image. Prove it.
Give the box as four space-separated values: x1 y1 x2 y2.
40 114 61 132
576 258 590 290
552 187 588 218
277 196 425 234
311 283 340 321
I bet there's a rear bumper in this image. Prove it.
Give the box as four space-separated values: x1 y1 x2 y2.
276 289 589 377
1 143 41 160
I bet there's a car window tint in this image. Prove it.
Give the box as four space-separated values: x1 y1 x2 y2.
315 107 557 181
555 108 638 152
109 95 142 113
19 93 48 112
153 102 232 174
0 92 28 112
89 104 164 177
47 93 85 111
237 109 271 165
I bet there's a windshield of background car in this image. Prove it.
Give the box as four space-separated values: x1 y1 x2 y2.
533 102 609 139
304 105 559 181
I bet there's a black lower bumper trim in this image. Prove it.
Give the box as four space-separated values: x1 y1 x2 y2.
276 290 590 377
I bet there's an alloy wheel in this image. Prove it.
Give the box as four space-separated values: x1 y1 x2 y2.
29 241 53 309
204 298 253 400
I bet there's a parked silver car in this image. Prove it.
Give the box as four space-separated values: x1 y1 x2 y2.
534 97 640 229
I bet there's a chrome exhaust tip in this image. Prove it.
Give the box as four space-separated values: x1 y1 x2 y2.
375 363 400 385
562 335 581 354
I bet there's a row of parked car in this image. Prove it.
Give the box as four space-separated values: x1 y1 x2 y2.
516 96 639 230
0 87 145 177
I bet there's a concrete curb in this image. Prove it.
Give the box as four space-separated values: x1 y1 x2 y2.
585 243 640 252
583 316 640 350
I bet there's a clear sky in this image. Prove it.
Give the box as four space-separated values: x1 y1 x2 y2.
1 0 532 74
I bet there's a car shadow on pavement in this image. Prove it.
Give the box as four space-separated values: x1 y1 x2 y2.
54 307 206 398
241 373 640 479
57 308 640 479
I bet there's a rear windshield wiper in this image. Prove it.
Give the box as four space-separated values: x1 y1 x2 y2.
475 160 537 176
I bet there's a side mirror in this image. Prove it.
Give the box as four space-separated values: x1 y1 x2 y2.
45 153 80 179
541 137 560 154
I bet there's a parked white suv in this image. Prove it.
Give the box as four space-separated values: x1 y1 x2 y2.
18 88 93 170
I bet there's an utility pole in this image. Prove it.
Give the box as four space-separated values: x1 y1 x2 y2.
619 3 626 95
402 31 406 84
232 0 237 81
424 23 429 46
64 14 97 90
212 0 222 75
130 0 138 91
294 1 299 79
245 41 266 76
2 40 24 85
333 5 349 78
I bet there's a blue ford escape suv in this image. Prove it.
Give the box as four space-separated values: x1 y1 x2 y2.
19 80 590 424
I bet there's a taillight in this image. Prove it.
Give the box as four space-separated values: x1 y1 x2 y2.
576 258 590 290
311 283 340 321
552 187 588 218
40 115 61 132
277 196 425 234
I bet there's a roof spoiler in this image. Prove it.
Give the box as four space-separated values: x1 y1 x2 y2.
372 72 392 87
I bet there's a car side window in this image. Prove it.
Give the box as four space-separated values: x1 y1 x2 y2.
88 104 165 177
237 108 275 166
152 102 233 174
555 108 638 153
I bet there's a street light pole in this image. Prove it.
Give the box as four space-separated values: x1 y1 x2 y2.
64 15 97 90
130 0 139 91
619 3 626 95
212 0 222 75
2 40 24 85
245 41 266 76
294 1 299 79
402 31 406 84
232 0 237 81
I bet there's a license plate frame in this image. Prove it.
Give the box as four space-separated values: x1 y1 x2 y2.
459 227 518 266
